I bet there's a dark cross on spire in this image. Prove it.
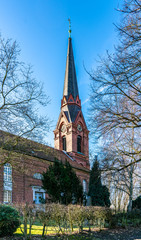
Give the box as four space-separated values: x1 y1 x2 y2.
68 18 71 38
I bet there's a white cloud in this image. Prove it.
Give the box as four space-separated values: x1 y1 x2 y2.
82 98 90 105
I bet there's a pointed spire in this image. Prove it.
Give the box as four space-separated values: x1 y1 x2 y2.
63 37 79 100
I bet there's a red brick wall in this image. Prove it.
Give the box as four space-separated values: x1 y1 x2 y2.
0 150 90 204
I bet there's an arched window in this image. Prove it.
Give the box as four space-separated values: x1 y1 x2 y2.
3 163 12 203
77 135 81 153
62 136 66 151
4 163 12 182
33 173 43 180
83 179 87 193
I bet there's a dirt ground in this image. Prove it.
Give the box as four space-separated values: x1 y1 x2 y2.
91 227 141 240
1 227 141 240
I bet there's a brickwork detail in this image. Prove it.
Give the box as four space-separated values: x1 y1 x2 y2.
0 149 89 204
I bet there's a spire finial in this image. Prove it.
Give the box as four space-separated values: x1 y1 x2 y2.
68 18 71 38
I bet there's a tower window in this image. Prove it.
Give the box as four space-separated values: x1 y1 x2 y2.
77 135 81 153
62 136 66 151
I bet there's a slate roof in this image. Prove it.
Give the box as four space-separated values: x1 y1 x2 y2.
63 38 79 100
0 130 89 173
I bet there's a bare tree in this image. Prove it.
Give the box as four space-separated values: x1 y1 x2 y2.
98 99 141 211
103 159 140 212
89 0 141 168
89 0 141 211
107 177 128 213
0 34 50 142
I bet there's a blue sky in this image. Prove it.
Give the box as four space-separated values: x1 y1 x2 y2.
0 0 121 154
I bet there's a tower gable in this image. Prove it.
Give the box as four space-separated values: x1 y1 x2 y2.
55 111 69 130
74 110 88 131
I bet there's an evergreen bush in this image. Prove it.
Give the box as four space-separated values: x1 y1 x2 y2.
0 204 20 237
88 159 110 207
42 159 83 204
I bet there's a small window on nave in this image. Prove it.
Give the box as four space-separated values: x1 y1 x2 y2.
33 173 43 180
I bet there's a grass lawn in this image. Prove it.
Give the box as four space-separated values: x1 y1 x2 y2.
15 224 94 235
14 223 104 239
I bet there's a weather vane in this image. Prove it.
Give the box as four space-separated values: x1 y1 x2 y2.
68 18 71 38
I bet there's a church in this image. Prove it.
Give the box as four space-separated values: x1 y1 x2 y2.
0 33 90 204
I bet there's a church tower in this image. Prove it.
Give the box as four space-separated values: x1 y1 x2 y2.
54 28 89 170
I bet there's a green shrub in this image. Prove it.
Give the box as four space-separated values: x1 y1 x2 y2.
110 209 141 228
132 195 141 209
0 204 20 237
67 205 111 232
16 203 36 239
37 204 54 236
50 203 67 234
67 205 86 233
127 209 141 219
109 215 118 228
90 206 111 229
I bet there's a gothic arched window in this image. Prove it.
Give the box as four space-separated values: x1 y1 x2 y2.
4 163 12 182
62 136 66 151
3 163 12 203
77 135 81 153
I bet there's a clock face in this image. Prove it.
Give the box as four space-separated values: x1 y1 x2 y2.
77 124 82 132
61 124 66 132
